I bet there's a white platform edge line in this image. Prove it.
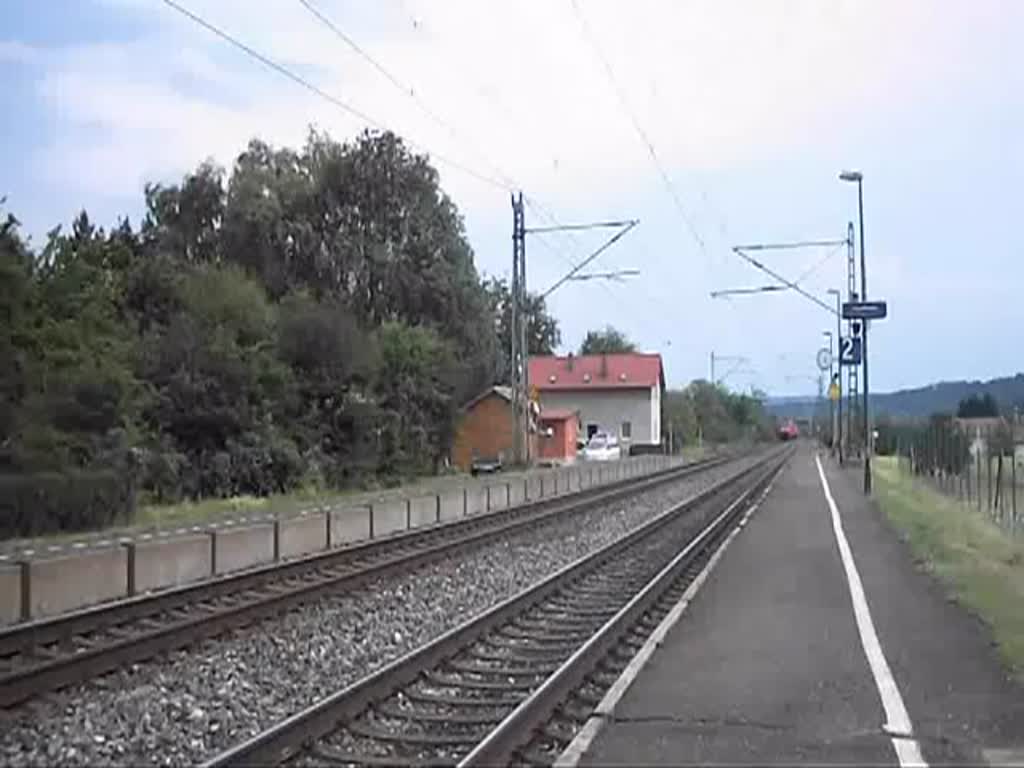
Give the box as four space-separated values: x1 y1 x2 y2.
814 453 928 768
553 481 773 767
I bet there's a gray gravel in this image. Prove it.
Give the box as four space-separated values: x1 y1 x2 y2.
0 452 769 767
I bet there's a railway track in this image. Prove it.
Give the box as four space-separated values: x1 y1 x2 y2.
202 445 792 768
0 452 739 709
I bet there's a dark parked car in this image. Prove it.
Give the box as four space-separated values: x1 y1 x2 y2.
471 454 503 476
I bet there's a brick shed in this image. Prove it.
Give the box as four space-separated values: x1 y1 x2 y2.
537 409 578 466
451 386 517 471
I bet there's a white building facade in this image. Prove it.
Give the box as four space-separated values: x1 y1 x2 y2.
528 353 665 450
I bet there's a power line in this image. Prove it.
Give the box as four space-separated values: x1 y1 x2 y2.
161 0 512 192
297 0 517 187
793 241 846 286
298 0 612 285
570 0 706 254
380 1 637 295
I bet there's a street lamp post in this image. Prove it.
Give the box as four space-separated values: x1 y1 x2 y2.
827 288 843 464
840 169 871 493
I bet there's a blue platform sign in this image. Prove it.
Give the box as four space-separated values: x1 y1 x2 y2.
842 300 888 320
839 337 862 366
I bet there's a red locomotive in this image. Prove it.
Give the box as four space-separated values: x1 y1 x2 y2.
777 420 800 441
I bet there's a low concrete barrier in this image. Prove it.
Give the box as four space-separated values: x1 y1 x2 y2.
0 563 22 625
438 490 464 521
0 454 685 623
29 547 128 619
486 483 508 511
408 495 438 528
133 534 212 594
465 485 487 516
526 474 543 501
544 471 562 496
213 524 274 575
329 506 371 547
277 514 327 560
508 479 526 507
372 498 408 537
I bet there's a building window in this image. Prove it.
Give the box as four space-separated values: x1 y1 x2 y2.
621 421 632 439
587 423 599 440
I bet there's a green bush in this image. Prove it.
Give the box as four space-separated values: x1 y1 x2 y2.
0 470 136 538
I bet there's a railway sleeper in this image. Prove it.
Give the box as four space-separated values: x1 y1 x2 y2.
309 743 445 768
446 658 560 677
424 670 538 691
345 719 482 746
374 703 502 726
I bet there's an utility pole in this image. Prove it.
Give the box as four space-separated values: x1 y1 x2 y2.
840 171 871 493
828 287 843 464
511 192 526 466
510 195 638 467
845 221 858 459
857 184 871 492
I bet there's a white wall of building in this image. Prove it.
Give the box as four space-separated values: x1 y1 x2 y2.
650 384 661 442
539 388 657 446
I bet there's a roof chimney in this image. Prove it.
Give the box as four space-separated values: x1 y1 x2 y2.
566 352 574 371
599 354 608 379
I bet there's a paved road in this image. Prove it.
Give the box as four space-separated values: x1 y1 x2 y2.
581 444 1024 766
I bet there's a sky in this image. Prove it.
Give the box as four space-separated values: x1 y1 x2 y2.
3 0 1023 397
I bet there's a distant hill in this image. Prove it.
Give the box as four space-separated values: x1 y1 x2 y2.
766 373 1024 421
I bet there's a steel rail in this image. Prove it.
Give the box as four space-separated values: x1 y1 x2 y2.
0 453 736 708
200 446 790 768
461 452 789 765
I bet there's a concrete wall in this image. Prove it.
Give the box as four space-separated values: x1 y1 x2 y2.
526 474 543 501
438 490 464 521
486 483 508 511
0 563 22 624
538 388 655 445
508 479 526 507
408 495 438 528
278 514 327 560
30 547 128 618
0 455 679 623
214 524 275 575
134 534 212 594
372 498 409 537
330 506 371 546
465 485 487 515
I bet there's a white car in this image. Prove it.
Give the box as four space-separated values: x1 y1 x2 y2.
582 432 621 462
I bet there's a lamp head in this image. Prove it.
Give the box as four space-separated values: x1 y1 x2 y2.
839 170 863 182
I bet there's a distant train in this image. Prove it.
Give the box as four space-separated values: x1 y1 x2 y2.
777 420 800 441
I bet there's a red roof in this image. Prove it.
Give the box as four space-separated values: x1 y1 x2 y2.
539 408 577 421
529 353 664 391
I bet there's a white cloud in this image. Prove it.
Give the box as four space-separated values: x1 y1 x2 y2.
13 0 1024 392
0 40 38 64
32 0 1004 209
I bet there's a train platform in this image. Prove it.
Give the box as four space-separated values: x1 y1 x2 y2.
567 444 1024 766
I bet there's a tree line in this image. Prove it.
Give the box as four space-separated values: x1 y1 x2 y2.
1 129 567 535
1 128 771 536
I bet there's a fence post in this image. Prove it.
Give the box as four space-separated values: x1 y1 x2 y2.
965 431 971 504
977 440 982 511
987 434 993 514
1012 449 1017 535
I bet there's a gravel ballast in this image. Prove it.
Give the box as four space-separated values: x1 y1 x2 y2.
0 452 769 766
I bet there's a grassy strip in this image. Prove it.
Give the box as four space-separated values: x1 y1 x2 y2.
874 457 1024 678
